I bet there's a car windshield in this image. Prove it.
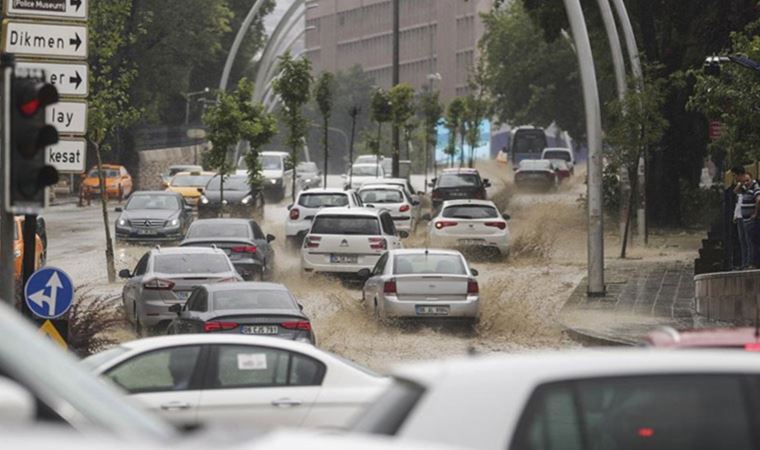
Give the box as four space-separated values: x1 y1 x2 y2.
393 254 466 275
360 189 403 204
543 150 572 161
261 155 283 170
206 176 249 191
297 162 318 173
438 174 479 188
298 193 349 208
213 290 295 311
168 166 201 176
352 165 381 176
442 204 499 219
125 195 179 210
89 169 120 178
311 215 380 235
186 222 250 239
171 175 213 187
153 253 231 274
81 346 129 370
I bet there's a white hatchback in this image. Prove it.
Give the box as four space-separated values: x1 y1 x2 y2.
286 188 362 249
301 207 404 275
358 184 417 233
427 199 510 255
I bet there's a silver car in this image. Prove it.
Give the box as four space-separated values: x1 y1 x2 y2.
119 247 242 333
359 249 480 323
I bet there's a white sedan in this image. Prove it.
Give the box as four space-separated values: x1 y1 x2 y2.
359 184 417 233
359 249 479 322
83 335 389 431
427 200 510 255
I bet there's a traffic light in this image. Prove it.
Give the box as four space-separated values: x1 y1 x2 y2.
8 76 60 214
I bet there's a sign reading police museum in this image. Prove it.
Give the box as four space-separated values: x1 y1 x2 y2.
5 0 88 21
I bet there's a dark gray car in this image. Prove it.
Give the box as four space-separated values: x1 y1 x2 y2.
114 191 193 242
197 174 264 220
166 282 315 344
180 218 276 281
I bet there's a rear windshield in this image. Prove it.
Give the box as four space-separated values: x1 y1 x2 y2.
171 175 213 187
394 254 466 275
442 205 498 219
206 176 249 191
186 222 250 239
511 375 760 450
356 155 379 164
311 215 380 235
297 162 318 173
213 290 294 311
169 166 201 176
353 166 381 176
153 254 231 274
89 169 120 178
438 174 480 188
298 193 349 208
543 150 571 161
360 189 403 204
261 155 283 171
126 195 179 211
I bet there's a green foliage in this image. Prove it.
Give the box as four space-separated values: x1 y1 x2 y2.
462 94 491 166
314 72 335 180
371 88 393 157
679 182 723 228
419 90 444 147
389 84 417 130
445 98 466 164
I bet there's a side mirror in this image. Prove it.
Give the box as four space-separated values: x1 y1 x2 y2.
428 181 435 188
168 304 183 315
471 268 479 277
483 179 492 187
502 212 511 220
0 377 35 425
266 234 276 243
184 205 193 211
421 213 432 221
298 303 304 311
398 230 410 239
196 188 204 194
287 204 293 210
118 269 132 279
412 200 420 206
357 268 371 281
416 191 424 196
114 207 123 212
341 174 347 179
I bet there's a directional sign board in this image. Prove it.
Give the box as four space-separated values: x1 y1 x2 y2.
17 61 87 96
2 20 87 59
24 267 74 320
46 100 86 135
5 0 87 21
46 139 86 173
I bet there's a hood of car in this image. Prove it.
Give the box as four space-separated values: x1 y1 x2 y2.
168 187 202 198
203 190 250 203
119 209 179 221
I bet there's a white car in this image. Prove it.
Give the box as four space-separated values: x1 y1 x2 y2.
358 184 417 233
286 188 363 249
427 200 510 255
353 350 760 450
83 335 389 431
301 207 404 275
355 154 383 165
343 163 385 189
359 249 479 322
514 159 558 191
259 151 294 201
371 177 423 222
541 147 575 174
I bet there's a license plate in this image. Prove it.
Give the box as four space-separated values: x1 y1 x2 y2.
459 239 486 246
241 325 279 335
175 291 190 300
138 229 158 235
330 254 358 264
416 305 450 316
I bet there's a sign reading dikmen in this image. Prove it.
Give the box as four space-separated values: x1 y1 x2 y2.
2 20 88 59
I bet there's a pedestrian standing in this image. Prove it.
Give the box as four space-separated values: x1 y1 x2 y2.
736 172 760 269
730 167 746 269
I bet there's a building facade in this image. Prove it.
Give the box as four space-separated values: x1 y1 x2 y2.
305 0 493 101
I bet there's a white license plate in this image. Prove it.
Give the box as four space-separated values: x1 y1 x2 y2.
241 325 279 335
459 239 486 246
416 305 450 316
138 229 158 235
330 254 358 264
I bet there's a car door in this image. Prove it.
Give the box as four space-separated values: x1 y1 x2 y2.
103 345 206 428
195 344 321 430
250 221 273 271
123 253 149 320
364 252 389 302
380 213 402 249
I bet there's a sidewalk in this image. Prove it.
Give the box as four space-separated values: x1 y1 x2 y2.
560 261 726 345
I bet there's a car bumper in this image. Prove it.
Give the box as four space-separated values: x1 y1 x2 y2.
198 204 257 218
301 252 381 274
429 231 509 254
139 299 181 328
380 295 480 318
115 228 183 242
285 221 311 238
392 217 413 232
232 260 265 280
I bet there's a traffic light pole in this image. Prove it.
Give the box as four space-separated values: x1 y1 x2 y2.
0 55 15 305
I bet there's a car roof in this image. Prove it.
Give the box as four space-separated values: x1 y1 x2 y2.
314 207 382 217
261 151 289 157
543 147 572 153
173 171 215 176
169 164 201 169
359 184 405 191
646 327 760 348
204 282 289 293
441 168 479 174
440 199 497 207
298 188 350 195
129 191 181 196
387 248 464 257
150 246 226 255
118 334 321 355
190 218 252 226
353 163 382 168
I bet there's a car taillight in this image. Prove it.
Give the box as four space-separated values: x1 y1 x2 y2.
383 280 397 294
143 278 175 290
485 221 507 230
435 221 458 230
305 235 321 248
467 279 479 294
204 321 239 332
231 246 257 254
281 321 312 331
399 204 411 213
289 208 300 220
369 237 387 250
745 343 760 352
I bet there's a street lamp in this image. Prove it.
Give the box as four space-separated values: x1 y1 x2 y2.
184 87 209 125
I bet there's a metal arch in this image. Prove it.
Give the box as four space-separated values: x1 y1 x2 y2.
219 0 270 92
258 25 310 104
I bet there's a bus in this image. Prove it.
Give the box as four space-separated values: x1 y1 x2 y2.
511 127 548 168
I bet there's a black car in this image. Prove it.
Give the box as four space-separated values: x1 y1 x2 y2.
166 282 315 344
198 174 264 220
180 218 275 281
429 169 491 211
114 191 193 242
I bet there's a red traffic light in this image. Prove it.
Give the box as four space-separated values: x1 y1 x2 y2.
16 82 58 118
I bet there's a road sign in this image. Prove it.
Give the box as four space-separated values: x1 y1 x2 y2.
45 138 86 173
17 61 87 96
5 0 87 21
24 267 74 320
39 319 67 349
46 100 86 135
2 20 87 59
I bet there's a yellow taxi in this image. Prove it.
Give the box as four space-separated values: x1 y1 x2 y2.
81 164 133 201
165 171 216 206
12 217 44 281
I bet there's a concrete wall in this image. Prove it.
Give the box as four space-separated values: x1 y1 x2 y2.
695 270 760 324
137 144 207 190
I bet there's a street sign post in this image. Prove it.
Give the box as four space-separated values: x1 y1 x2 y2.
46 100 86 135
24 266 74 320
45 138 85 173
2 20 87 59
5 0 87 21
16 61 87 96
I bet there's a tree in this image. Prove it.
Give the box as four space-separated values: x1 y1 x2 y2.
463 94 491 168
88 0 143 283
272 52 313 201
388 83 417 177
419 89 443 188
314 72 335 187
445 98 466 168
607 74 668 258
347 105 362 186
371 88 393 176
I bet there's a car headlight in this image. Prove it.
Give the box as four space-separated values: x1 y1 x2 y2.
117 219 127 227
270 178 279 185
200 196 209 205
169 219 179 227
241 195 252 205
304 178 312 183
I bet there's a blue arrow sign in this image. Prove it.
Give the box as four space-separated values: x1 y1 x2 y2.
24 267 74 320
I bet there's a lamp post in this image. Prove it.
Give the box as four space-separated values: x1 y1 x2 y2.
184 87 209 125
427 72 442 191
